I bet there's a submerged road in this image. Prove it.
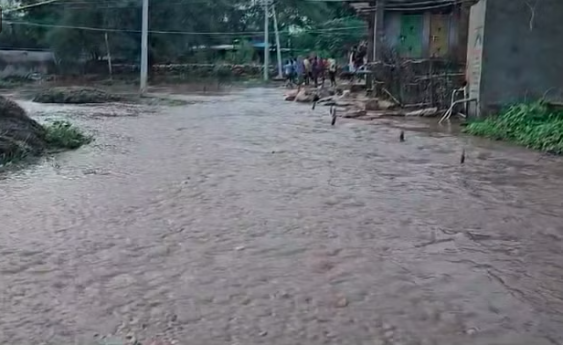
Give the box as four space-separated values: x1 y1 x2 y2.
0 88 562 344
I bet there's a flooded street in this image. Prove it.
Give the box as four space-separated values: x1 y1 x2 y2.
0 88 562 344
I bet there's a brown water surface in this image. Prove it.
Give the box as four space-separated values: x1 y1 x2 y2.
0 88 562 344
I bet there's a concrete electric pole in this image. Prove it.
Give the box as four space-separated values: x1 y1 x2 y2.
272 4 283 79
263 0 270 81
140 0 149 94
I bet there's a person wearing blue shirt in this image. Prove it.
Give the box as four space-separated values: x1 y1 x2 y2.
284 59 294 86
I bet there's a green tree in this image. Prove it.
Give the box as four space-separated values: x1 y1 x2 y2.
6 0 363 67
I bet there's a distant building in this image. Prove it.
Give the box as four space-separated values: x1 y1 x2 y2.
0 50 55 78
190 41 291 64
345 0 472 61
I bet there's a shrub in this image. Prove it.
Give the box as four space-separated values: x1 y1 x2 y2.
465 101 562 154
44 120 93 150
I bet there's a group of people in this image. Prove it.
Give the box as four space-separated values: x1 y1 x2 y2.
281 42 368 88
283 56 338 88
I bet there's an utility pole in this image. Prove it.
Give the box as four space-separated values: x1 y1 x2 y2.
272 4 283 79
373 0 385 61
140 0 149 94
263 0 270 81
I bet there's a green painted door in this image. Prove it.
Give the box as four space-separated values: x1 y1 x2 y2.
399 15 423 58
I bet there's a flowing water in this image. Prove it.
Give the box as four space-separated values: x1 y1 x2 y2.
0 88 562 344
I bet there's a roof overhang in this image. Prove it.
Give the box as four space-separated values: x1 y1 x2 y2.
322 0 459 15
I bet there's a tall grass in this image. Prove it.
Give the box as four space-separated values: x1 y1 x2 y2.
464 101 563 154
44 120 93 150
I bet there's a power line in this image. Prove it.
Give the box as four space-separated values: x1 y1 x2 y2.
3 19 366 36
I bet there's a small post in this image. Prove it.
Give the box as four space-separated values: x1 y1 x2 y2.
104 32 113 79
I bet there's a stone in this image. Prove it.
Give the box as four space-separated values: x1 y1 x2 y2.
378 100 397 109
284 90 298 101
294 89 314 103
465 328 477 335
335 297 349 308
338 109 366 119
405 107 438 118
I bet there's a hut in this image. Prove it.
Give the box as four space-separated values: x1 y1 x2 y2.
343 0 474 108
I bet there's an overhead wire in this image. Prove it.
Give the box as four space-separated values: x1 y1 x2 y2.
1 0 367 38
3 20 366 36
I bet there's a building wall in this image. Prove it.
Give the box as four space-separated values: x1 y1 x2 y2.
466 0 486 115
476 0 562 115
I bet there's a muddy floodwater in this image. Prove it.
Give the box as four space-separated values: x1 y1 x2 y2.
0 88 562 344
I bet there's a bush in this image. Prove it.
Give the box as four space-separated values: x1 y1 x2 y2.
464 101 563 154
44 120 93 150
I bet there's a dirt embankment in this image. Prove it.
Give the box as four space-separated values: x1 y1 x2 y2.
0 95 92 165
33 87 125 104
0 96 47 162
285 84 440 121
30 86 193 107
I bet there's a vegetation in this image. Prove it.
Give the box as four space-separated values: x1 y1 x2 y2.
0 0 363 71
464 101 563 154
44 120 93 150
0 120 92 166
289 17 366 58
0 95 91 166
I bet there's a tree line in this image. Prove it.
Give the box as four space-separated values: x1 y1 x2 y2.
0 0 367 65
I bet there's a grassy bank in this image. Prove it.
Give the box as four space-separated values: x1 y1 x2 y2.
0 120 92 167
464 101 563 154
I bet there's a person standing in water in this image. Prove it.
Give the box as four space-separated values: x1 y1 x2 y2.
318 57 327 87
296 56 305 86
327 57 337 87
311 56 320 87
303 56 312 86
284 59 295 87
